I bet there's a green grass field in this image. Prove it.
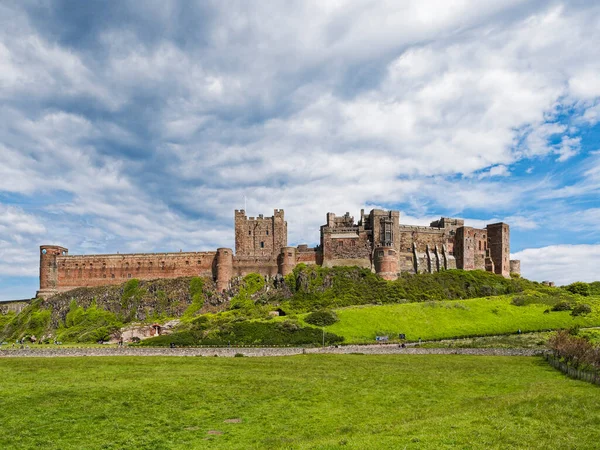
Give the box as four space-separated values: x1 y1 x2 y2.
1 355 599 449
322 296 600 343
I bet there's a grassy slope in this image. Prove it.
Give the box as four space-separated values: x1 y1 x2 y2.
323 296 600 343
1 355 599 449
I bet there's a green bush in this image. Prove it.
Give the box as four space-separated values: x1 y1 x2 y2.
284 266 536 312
305 310 339 326
0 300 52 340
566 282 591 297
590 282 600 296
141 320 343 347
57 300 122 343
552 301 572 312
183 277 206 320
571 304 592 316
511 296 526 306
139 331 199 347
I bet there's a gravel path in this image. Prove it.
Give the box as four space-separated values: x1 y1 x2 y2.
0 345 544 358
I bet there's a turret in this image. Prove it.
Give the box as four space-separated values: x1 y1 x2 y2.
37 245 68 299
215 248 233 292
374 246 398 281
278 247 297 276
510 260 521 276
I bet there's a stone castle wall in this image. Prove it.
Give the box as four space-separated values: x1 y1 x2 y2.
37 208 520 298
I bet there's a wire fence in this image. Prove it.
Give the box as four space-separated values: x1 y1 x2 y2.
545 353 600 386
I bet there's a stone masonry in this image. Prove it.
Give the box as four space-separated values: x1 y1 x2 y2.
37 208 520 298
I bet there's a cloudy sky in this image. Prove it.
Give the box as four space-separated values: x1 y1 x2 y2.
1 0 600 300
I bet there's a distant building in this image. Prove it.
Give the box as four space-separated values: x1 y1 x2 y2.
37 208 520 298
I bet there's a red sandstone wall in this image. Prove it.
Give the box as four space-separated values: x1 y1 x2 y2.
55 251 217 291
296 249 318 265
454 227 487 271
373 246 398 280
487 223 510 277
234 209 286 258
321 228 371 267
233 256 279 278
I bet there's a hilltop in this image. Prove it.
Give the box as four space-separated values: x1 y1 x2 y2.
1 266 598 346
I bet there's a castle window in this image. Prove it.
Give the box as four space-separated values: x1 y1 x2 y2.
388 250 394 256
111 274 115 278
260 242 265 248
249 230 252 235
128 273 132 278
42 249 47 254
266 230 269 235
337 241 343 248
185 260 189 265
197 259 202 265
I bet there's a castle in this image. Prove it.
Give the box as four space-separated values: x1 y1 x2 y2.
37 208 521 298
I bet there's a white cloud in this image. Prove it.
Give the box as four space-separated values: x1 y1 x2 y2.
512 244 600 285
478 165 510 179
1 1 600 298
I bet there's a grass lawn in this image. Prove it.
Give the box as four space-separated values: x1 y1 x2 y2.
324 296 600 343
1 355 599 449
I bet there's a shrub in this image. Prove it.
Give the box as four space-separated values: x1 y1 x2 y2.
511 296 526 306
139 331 199 347
305 310 339 326
234 353 244 357
552 301 572 312
57 300 122 343
141 321 343 347
565 282 591 297
548 330 599 369
571 304 592 316
183 277 206 320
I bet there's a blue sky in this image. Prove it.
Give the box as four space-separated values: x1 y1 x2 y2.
1 0 600 300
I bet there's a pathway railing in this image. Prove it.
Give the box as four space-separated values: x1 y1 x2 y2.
545 353 600 386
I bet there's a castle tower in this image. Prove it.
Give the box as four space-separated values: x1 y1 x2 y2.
374 246 398 281
510 259 521 276
37 245 68 299
234 209 287 258
215 248 233 292
278 246 297 276
487 223 510 278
